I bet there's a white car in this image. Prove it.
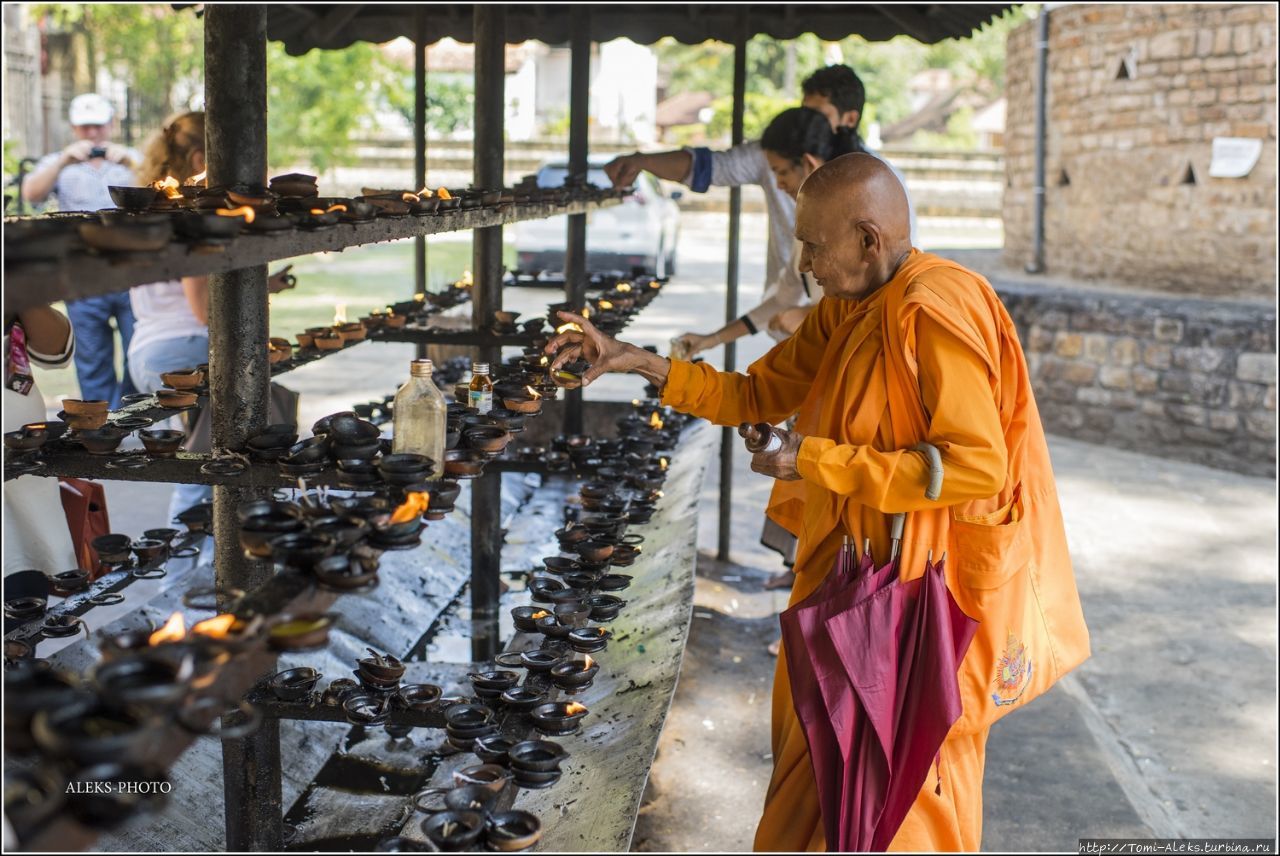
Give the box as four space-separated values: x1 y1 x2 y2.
513 157 681 280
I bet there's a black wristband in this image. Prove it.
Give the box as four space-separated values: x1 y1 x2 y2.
739 314 758 336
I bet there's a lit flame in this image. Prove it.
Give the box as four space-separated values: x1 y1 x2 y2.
659 457 669 470
414 292 426 302
149 612 186 645
418 186 431 197
185 170 207 186
192 614 237 639
152 176 182 199
436 187 452 199
616 282 632 293
598 299 614 310
565 702 588 715
539 356 549 366
582 306 591 319
649 411 664 430
215 205 256 224
583 655 594 669
649 280 660 288
556 322 582 334
525 385 542 400
402 192 419 203
389 491 430 524
458 269 473 287
309 208 324 215
334 303 347 324
632 399 640 407
326 203 347 213
531 610 550 620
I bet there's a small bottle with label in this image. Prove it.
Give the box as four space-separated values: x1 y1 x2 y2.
468 362 493 413
393 358 447 478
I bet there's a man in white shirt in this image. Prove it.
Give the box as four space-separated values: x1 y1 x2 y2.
22 93 142 407
604 66 916 356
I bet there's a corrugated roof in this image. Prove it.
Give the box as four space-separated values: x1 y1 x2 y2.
265 4 1016 55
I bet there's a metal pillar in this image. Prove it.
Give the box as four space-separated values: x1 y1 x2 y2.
470 4 506 662
204 6 281 850
1027 9 1050 274
564 13 591 436
717 20 747 563
414 6 428 300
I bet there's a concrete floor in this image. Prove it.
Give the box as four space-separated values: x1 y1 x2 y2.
64 211 1276 851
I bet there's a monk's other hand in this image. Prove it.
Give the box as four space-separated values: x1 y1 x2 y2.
544 310 669 387
767 306 810 338
750 428 804 481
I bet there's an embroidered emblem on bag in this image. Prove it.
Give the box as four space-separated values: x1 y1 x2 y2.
991 631 1033 707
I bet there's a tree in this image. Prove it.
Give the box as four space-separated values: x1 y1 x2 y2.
382 71 476 138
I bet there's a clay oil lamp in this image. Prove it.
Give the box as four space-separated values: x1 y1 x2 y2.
108 185 160 212
3 767 66 838
154 388 198 409
500 686 550 714
44 568 89 597
586 594 627 622
267 666 323 702
89 648 197 711
443 448 486 479
507 740 568 789
492 309 521 333
313 330 344 350
269 172 318 198
485 810 542 852
75 425 128 455
321 678 361 706
62 398 109 419
574 538 615 564
4 595 47 624
31 698 164 767
359 193 413 216
308 515 370 549
59 409 109 431
78 215 173 254
358 648 406 684
462 424 512 455
4 426 49 454
238 513 305 559
443 703 498 748
611 544 643 566
583 514 628 539
421 810 485 852
442 784 500 816
518 648 565 674
134 428 183 458
5 638 34 665
560 571 603 592
128 537 168 566
453 763 510 793
513 443 545 462
550 654 599 692
383 311 408 330
554 526 590 551
530 700 590 737
299 203 342 229
473 734 516 765
189 613 263 655
511 606 551 633
554 601 592 629
394 683 443 711
4 664 90 754
92 533 134 564
423 480 461 519
368 491 429 549
597 573 633 592
485 408 526 434
541 556 580 576
567 627 610 655
267 612 337 651
467 669 519 699
343 693 388 725
379 452 433 485
27 418 68 440
528 576 570 604
37 613 85 640
313 554 379 593
375 837 430 853
543 450 571 472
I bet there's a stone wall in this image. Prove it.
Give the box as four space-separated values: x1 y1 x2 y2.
1004 4 1278 298
995 280 1277 476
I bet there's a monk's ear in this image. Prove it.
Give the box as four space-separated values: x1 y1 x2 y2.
854 219 883 256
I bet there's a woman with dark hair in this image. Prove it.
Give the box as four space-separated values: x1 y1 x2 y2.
672 107 864 358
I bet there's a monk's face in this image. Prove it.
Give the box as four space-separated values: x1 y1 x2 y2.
794 192 875 300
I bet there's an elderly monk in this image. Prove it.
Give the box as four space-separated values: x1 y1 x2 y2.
546 153 1090 851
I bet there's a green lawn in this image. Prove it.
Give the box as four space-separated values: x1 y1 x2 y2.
36 238 515 404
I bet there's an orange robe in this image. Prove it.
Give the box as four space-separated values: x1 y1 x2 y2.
661 250 1089 851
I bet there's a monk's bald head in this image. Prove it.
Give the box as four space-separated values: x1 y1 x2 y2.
793 152 915 300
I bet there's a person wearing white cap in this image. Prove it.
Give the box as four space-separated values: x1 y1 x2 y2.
21 93 143 407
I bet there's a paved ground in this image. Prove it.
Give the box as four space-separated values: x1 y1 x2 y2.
59 212 1276 851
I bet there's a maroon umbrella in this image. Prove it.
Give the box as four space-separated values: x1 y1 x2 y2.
779 537 893 849
824 553 977 850
779 442 977 851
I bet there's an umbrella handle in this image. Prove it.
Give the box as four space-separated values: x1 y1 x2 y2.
889 512 906 561
910 442 944 501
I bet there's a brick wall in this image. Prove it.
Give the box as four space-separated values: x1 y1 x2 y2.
1004 4 1278 298
997 281 1277 476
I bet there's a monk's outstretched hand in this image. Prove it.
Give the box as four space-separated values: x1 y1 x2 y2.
749 427 804 481
544 311 670 388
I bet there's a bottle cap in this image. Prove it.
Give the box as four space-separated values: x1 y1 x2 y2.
410 358 434 377
472 362 489 374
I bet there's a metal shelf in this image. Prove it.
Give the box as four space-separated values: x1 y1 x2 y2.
4 197 621 313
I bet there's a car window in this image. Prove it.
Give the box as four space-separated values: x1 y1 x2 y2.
536 166 611 190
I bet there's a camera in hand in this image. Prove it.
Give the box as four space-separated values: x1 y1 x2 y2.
89 147 107 159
